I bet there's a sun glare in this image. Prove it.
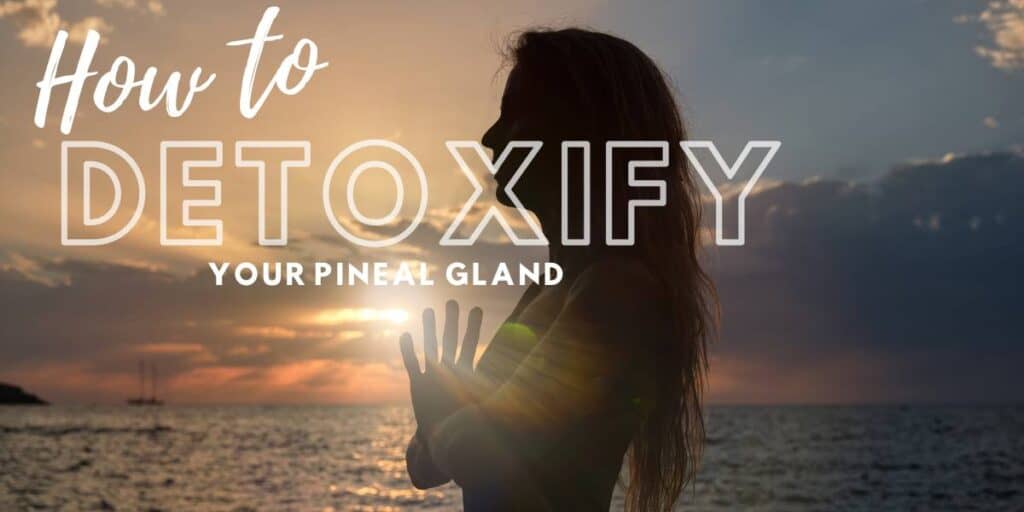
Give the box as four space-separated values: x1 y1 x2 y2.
311 308 410 326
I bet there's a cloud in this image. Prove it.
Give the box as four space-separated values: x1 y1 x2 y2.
95 0 164 16
135 342 206 354
983 116 1000 129
308 308 410 326
63 14 110 43
0 244 523 403
0 0 163 48
0 0 111 47
1 151 1021 404
1 251 68 286
163 360 406 404
707 150 1024 403
0 257 416 402
311 200 547 282
966 0 1024 70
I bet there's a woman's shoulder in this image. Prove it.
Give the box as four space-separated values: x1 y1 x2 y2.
559 257 672 362
564 256 666 314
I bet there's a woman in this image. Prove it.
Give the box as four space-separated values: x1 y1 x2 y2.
400 28 716 511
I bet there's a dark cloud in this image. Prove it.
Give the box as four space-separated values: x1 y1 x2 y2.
709 151 1024 403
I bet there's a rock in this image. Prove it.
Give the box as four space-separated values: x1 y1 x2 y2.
0 382 48 405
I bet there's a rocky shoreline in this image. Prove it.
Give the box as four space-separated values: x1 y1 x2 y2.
0 383 47 405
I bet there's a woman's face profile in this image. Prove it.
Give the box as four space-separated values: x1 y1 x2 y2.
481 65 563 213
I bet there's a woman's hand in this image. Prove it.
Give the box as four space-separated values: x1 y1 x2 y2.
400 300 483 438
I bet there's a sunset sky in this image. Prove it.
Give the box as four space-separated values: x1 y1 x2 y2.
1 0 1022 404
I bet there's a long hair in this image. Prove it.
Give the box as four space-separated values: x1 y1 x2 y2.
506 28 718 511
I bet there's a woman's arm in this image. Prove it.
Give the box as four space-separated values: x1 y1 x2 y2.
402 302 484 490
405 428 451 489
425 261 662 488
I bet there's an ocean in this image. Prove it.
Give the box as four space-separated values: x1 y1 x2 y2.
1 405 1021 511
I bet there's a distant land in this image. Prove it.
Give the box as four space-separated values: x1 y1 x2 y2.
0 382 47 405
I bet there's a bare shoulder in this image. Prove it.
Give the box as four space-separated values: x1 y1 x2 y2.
565 256 665 311
552 256 672 349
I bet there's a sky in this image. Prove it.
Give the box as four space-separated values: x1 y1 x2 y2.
0 0 1022 404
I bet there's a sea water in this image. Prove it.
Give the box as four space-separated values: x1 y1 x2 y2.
1 405 1021 511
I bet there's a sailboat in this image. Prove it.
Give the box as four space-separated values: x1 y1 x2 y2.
127 360 163 406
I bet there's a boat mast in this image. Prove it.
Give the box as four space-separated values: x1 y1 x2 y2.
138 360 145 400
150 362 157 401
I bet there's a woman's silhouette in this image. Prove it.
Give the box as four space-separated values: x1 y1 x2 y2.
400 28 717 511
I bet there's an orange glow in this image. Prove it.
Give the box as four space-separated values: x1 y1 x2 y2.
310 308 410 326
